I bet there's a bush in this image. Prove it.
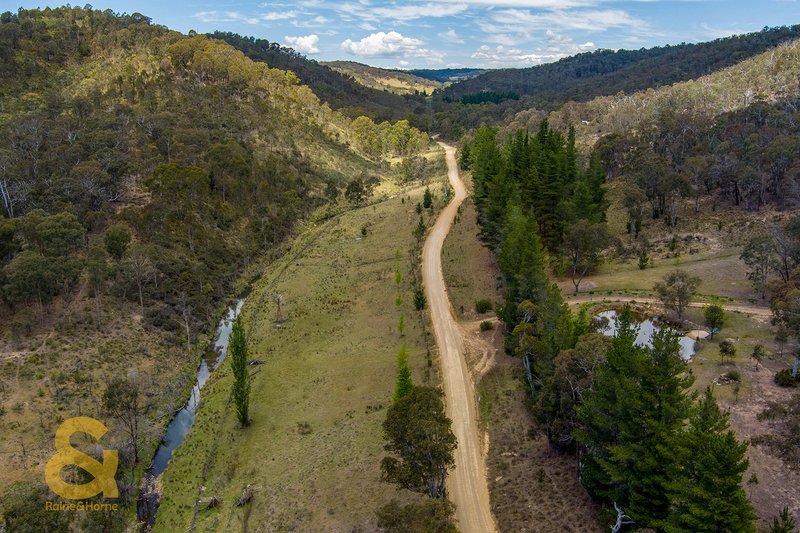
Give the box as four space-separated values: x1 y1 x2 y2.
775 369 798 387
724 370 741 382
479 321 494 331
475 299 493 314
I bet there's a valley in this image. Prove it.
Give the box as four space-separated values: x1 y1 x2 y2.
2 5 800 533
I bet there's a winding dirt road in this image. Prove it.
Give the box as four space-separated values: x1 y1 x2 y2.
423 142 498 533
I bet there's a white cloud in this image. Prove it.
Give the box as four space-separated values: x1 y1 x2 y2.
285 34 321 54
471 40 594 67
341 31 424 56
360 22 377 31
440 0 594 6
439 29 465 44
490 8 645 32
194 11 261 25
340 31 445 65
484 33 527 46
193 10 300 25
336 2 468 22
545 30 595 54
369 3 469 21
262 11 298 21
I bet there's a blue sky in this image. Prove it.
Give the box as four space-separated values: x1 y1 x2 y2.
18 1 800 68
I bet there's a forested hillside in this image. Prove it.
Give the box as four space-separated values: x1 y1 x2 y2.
210 32 427 123
517 38 800 222
0 8 431 530
407 68 487 83
444 25 800 108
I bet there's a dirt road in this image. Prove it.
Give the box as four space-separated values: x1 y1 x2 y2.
565 294 773 317
423 142 498 533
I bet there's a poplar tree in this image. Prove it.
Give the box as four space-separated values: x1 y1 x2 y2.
230 315 250 427
394 343 413 403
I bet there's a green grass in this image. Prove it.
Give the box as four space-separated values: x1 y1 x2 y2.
155 175 446 532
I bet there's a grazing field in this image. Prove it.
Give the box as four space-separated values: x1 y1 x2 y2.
155 169 448 532
685 308 800 527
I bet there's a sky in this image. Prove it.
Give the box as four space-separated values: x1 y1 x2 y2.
17 1 800 69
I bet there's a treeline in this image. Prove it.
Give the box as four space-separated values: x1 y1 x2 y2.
453 91 520 105
350 117 429 160
443 25 800 110
209 32 426 123
463 123 609 300
462 127 757 529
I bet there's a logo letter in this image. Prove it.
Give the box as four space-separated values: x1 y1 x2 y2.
44 417 118 500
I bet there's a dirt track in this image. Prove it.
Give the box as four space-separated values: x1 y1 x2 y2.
565 294 772 317
423 142 498 533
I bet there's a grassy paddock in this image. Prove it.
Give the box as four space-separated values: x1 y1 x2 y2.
441 198 501 318
156 170 447 532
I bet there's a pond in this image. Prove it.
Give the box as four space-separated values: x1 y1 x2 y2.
595 310 697 361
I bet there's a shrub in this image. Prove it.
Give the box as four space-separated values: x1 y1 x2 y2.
638 250 649 270
479 321 494 332
475 299 493 314
775 369 798 387
724 370 741 382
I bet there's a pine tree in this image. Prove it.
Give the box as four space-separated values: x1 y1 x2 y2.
769 508 797 533
576 307 695 527
230 315 250 427
423 187 433 209
481 161 518 245
570 178 596 222
394 343 413 403
498 206 548 348
659 388 757 532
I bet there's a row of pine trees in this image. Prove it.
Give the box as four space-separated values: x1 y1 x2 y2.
462 122 758 531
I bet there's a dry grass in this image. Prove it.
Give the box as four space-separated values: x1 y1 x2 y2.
684 307 800 527
480 363 602 533
442 198 501 319
0 292 199 495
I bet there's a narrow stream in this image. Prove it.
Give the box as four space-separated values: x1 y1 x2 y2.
137 299 245 528
595 310 696 360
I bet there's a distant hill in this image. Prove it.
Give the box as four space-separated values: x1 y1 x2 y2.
210 32 426 123
444 25 800 109
408 68 487 83
322 60 443 95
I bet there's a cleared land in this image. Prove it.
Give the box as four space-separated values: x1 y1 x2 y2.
323 61 443 95
154 160 449 532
